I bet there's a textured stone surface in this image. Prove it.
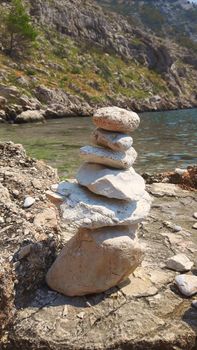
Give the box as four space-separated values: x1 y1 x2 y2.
46 226 143 296
91 128 133 151
1 145 197 350
16 110 44 123
166 254 194 272
93 107 140 133
76 163 145 201
175 274 197 296
55 181 151 229
80 145 137 169
148 183 183 197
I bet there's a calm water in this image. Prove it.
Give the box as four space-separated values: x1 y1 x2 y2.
0 108 197 177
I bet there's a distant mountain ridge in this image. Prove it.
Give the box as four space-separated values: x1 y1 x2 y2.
97 0 197 45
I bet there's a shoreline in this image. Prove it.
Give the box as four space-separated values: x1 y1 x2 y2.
1 91 197 124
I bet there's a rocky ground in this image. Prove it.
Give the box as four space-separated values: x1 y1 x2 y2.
0 142 197 349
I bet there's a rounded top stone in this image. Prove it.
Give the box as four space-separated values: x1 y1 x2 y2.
93 107 140 133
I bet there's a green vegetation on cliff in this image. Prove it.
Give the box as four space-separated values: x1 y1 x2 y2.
0 0 197 118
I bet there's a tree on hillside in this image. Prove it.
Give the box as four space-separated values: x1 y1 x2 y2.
1 0 37 56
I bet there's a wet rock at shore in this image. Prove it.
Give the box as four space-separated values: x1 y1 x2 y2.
15 110 45 123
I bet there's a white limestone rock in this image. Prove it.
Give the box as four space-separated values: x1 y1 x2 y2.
16 110 44 123
166 254 194 272
80 145 137 169
55 181 152 229
175 274 197 297
23 196 35 208
46 226 143 296
93 107 140 133
76 163 145 201
91 128 133 151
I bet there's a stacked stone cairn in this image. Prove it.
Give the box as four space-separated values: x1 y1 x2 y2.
46 107 152 296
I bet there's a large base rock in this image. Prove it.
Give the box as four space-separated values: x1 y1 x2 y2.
46 226 143 296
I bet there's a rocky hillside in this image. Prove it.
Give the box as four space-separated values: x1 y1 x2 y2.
97 0 197 45
0 0 197 123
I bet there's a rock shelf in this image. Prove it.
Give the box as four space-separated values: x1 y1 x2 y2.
46 107 151 296
0 141 197 350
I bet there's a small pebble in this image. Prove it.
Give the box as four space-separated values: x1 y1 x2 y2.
23 196 35 208
192 300 197 308
163 221 182 232
12 189 19 197
193 212 197 220
192 223 197 230
0 216 5 224
173 225 182 232
175 274 197 297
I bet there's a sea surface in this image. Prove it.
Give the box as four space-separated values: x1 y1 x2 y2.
0 108 197 178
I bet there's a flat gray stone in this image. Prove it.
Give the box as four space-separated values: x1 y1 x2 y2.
166 254 194 272
149 183 180 197
93 106 140 133
54 181 152 229
76 163 145 201
80 145 137 169
91 128 133 151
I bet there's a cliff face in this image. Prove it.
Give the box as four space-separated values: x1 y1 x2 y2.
0 0 197 122
97 0 197 43
28 0 195 73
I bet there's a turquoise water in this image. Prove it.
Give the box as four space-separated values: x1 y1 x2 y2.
0 108 196 177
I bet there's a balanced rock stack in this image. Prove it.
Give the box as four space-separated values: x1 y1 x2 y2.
46 107 152 296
